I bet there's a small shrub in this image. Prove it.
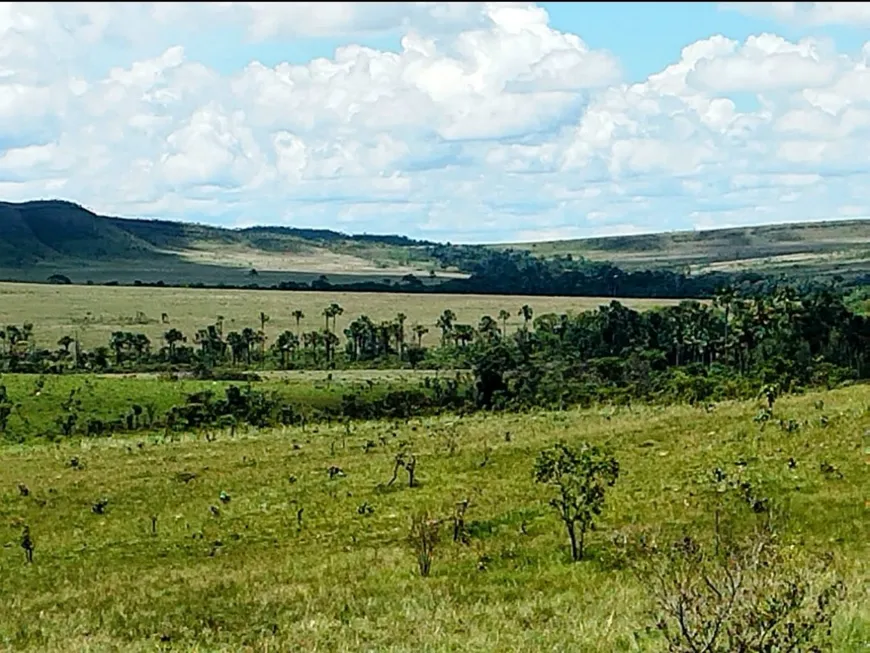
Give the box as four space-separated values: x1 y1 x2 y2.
408 513 441 577
534 441 619 561
637 527 846 653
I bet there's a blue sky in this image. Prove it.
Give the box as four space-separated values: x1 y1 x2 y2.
2 2 870 243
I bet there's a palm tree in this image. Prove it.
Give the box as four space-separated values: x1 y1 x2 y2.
396 312 407 358
257 312 270 359
436 309 456 345
329 303 344 333
291 310 305 338
498 309 511 336
163 328 185 362
713 286 737 362
519 304 533 329
478 316 500 342
412 324 429 347
273 330 298 368
226 331 245 366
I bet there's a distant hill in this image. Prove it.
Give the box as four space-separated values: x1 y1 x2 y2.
501 220 870 280
1 199 869 287
0 200 457 286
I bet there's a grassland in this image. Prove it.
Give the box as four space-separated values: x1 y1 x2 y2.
503 219 870 278
0 373 453 441
0 379 867 651
0 281 683 350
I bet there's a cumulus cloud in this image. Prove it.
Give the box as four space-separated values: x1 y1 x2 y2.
1 2 870 241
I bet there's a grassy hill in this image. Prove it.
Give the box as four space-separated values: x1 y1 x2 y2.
503 219 870 279
0 200 457 286
2 199 869 287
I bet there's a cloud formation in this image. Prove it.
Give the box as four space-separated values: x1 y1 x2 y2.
1 2 869 242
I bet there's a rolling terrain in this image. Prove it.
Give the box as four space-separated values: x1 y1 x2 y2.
503 219 870 279
1 199 869 286
0 378 866 651
0 200 458 286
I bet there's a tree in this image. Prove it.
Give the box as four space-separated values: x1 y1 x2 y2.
226 331 246 366
273 330 298 368
713 285 738 362
534 442 619 562
498 309 511 336
435 309 456 345
396 312 407 358
412 324 429 347
163 328 185 362
519 304 534 329
291 310 305 338
258 311 270 358
57 335 74 354
329 303 344 333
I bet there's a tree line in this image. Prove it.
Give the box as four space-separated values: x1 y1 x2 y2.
53 242 865 299
2 282 868 407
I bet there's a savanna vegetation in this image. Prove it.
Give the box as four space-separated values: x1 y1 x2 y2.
1 384 866 651
2 201 869 650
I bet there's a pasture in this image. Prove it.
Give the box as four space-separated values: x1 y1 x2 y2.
0 381 867 651
0 282 683 349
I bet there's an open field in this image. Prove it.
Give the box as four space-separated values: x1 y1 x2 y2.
1 382 867 651
0 282 684 349
501 219 870 278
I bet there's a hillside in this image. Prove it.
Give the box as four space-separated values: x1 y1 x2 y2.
503 219 870 279
2 199 869 288
0 200 455 286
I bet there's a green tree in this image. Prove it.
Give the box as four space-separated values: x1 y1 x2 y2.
412 323 429 347
273 330 299 368
519 304 533 329
291 310 305 338
163 328 185 362
534 442 619 562
498 309 511 336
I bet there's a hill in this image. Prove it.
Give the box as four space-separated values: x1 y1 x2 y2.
502 219 870 279
0 200 458 286
2 199 869 290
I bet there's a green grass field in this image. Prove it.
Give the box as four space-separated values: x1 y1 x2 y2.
1 381 867 651
0 282 682 350
0 372 453 442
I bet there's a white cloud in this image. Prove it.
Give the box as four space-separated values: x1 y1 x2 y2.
721 2 870 27
2 2 870 242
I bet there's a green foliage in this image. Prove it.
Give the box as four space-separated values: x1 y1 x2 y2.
534 441 619 561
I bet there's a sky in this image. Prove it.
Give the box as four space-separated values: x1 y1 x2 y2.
3 2 870 243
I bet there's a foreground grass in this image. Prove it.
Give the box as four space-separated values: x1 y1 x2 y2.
0 281 683 350
1 384 867 651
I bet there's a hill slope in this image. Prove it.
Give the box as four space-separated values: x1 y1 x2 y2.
1 199 869 286
0 200 453 286
502 220 870 279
